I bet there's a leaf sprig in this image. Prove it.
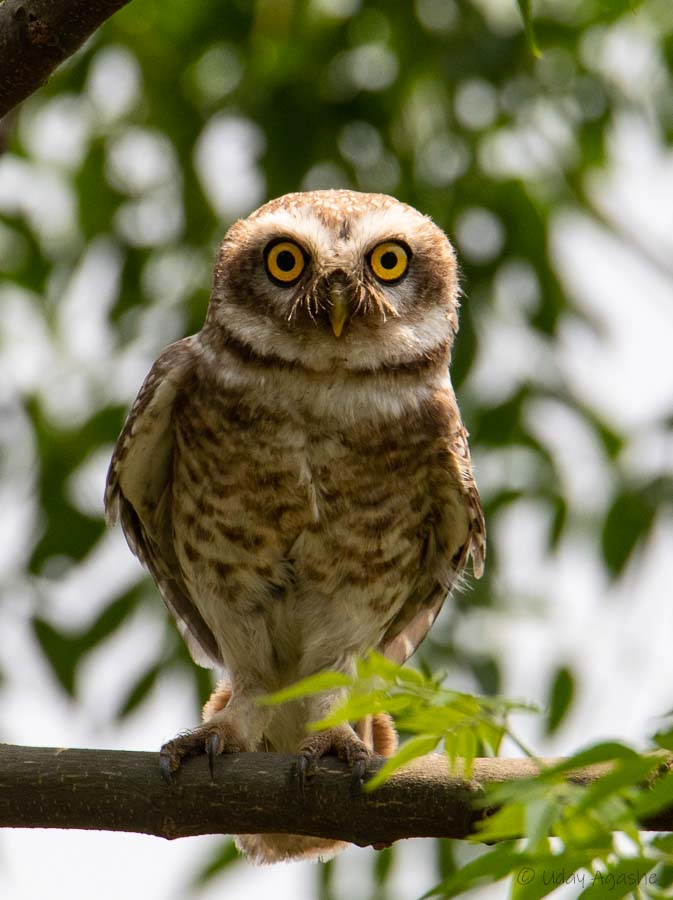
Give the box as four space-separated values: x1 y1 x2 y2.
263 651 536 788
264 656 673 899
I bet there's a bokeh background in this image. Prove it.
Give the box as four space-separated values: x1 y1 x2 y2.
1 0 672 897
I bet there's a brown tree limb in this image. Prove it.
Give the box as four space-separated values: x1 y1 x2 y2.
0 744 670 845
0 0 133 119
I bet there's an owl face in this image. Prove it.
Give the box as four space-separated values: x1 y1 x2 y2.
205 190 460 373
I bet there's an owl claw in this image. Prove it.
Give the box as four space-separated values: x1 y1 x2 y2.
206 732 219 779
296 725 371 797
159 730 205 780
159 721 248 780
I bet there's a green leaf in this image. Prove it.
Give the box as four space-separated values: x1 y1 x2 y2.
511 853 597 900
421 844 521 898
358 651 423 684
311 692 412 730
470 655 501 696
474 801 527 843
374 846 395 886
654 862 673 889
525 798 561 849
436 839 457 881
548 496 568 550
601 490 656 578
653 730 673 752
80 586 143 653
516 0 541 57
652 833 673 855
511 861 571 900
456 728 478 778
27 402 127 573
318 857 335 896
31 618 79 697
546 666 574 735
596 0 648 18
473 391 526 447
540 741 640 777
554 804 617 852
586 754 663 800
476 720 506 757
31 586 147 699
577 857 657 899
117 664 162 718
365 734 440 791
633 770 673 819
193 839 240 886
259 671 352 705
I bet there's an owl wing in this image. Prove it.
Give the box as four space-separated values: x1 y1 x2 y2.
379 416 485 666
105 337 222 668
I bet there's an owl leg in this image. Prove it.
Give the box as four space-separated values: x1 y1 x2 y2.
296 715 398 794
295 685 373 794
159 715 249 782
355 712 399 757
202 677 232 719
370 711 399 757
159 678 270 782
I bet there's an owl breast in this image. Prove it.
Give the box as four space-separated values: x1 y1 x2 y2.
169 362 448 689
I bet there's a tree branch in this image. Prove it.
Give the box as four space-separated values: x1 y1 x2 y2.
1 744 670 845
0 0 133 119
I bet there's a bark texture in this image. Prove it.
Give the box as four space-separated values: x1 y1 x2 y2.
0 0 132 118
1 744 668 845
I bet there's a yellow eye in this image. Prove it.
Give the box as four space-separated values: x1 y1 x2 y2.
369 241 410 283
265 240 306 284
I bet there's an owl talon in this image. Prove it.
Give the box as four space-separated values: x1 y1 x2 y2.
297 725 371 797
158 731 203 779
206 732 219 778
159 721 248 780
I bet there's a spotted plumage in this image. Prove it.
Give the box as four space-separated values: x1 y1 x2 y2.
105 189 485 863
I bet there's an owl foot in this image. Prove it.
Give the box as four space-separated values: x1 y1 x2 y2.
296 724 371 797
159 721 248 782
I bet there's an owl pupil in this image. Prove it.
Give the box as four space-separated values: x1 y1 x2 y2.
381 251 397 270
276 250 296 272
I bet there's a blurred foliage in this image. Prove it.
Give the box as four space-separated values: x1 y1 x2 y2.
425 730 673 899
271 655 673 898
545 665 575 737
1 0 673 897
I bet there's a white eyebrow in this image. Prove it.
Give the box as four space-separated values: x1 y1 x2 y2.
349 206 427 250
248 208 334 252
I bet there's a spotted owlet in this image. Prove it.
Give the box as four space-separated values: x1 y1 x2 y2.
105 189 485 863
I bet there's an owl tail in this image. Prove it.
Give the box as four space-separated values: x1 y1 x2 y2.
202 680 398 864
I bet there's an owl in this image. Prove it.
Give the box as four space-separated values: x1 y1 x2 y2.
105 189 485 863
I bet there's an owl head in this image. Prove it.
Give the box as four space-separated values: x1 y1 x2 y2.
205 190 460 373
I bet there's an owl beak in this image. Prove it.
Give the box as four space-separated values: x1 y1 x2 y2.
328 287 349 338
